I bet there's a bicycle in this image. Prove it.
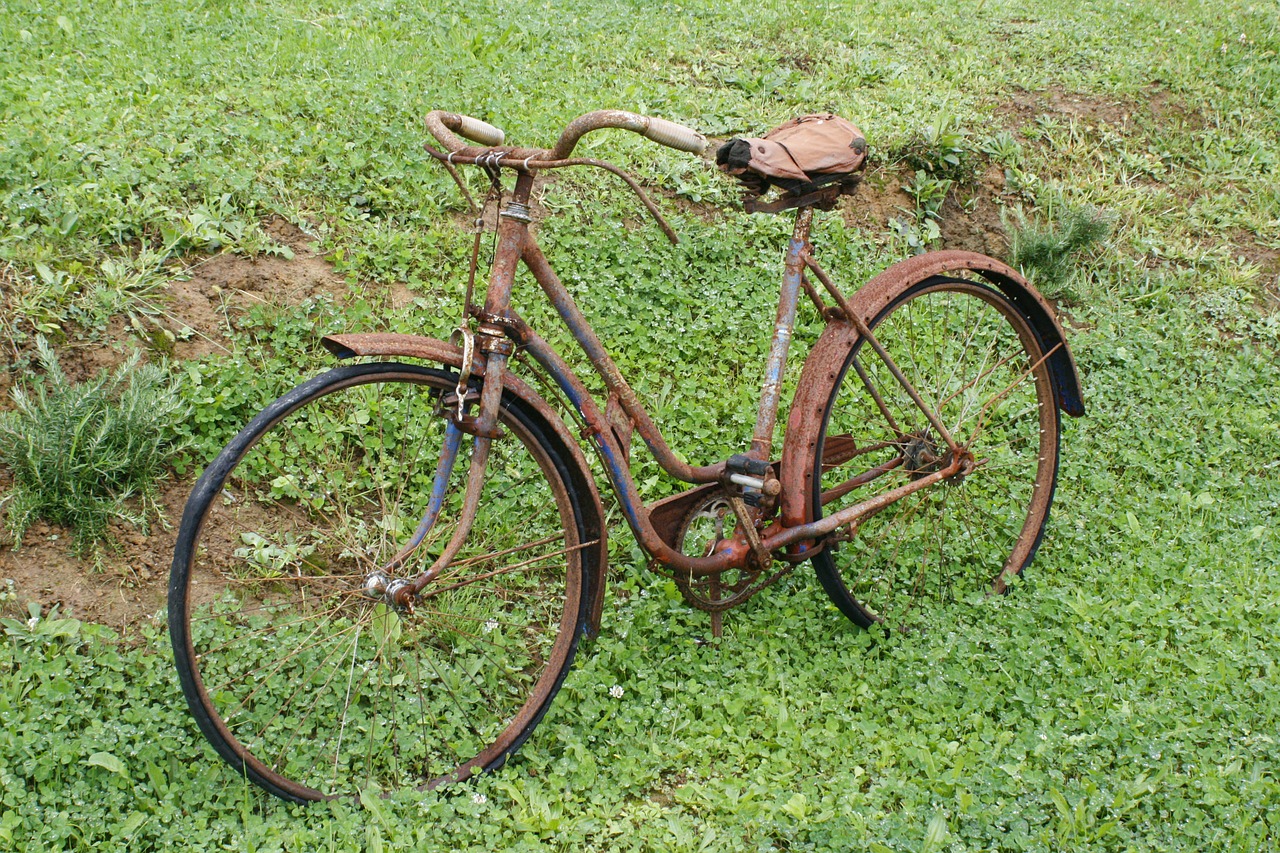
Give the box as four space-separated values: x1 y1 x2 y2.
169 109 1084 802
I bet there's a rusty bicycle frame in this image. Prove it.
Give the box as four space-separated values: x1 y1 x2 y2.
322 109 1085 631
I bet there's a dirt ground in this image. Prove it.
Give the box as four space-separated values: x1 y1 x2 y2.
0 218 350 631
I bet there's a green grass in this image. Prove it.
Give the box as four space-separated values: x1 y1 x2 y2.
1 0 1278 849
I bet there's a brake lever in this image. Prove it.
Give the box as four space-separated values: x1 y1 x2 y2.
573 158 680 245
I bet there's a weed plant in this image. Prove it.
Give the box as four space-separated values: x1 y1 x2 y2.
898 114 972 182
0 338 189 551
1006 206 1113 300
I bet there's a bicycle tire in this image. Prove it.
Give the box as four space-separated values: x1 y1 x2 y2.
169 362 591 801
811 276 1061 630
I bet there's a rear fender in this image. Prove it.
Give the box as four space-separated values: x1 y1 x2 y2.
322 333 610 639
779 251 1084 529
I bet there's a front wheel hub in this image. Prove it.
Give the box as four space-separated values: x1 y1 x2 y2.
385 579 416 612
950 450 978 482
903 431 942 479
362 571 391 599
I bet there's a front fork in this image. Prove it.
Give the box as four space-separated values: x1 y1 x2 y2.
364 174 537 611
364 345 509 611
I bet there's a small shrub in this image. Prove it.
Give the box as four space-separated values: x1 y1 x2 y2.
0 337 190 552
902 169 953 222
899 114 973 181
1006 205 1113 299
979 130 1023 165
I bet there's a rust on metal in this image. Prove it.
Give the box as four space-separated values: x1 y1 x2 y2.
405 436 495 599
647 483 724 552
743 182 849 215
604 392 634 469
799 272 834 319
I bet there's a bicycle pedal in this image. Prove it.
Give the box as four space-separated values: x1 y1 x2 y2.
725 454 781 508
725 454 768 489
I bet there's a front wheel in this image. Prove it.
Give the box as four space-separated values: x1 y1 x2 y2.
169 362 592 801
811 277 1061 630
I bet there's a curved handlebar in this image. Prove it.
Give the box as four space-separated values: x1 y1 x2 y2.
424 108 706 160
426 111 506 149
549 110 707 158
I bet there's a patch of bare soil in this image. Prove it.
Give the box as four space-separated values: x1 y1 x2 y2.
936 164 1012 256
1003 86 1134 128
0 485 183 630
1229 228 1280 272
999 83 1208 136
165 218 346 362
838 162 1013 257
0 218 353 633
840 164 916 233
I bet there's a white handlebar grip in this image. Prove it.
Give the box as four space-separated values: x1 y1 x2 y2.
457 115 506 146
643 117 707 155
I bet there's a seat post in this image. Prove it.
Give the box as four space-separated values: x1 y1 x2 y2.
749 206 815 461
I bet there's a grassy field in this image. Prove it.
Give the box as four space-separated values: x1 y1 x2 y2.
1 0 1278 849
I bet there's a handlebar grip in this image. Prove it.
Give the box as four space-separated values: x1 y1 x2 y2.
454 115 505 146
642 117 707 155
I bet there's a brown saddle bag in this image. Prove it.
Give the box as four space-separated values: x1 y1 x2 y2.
716 114 868 196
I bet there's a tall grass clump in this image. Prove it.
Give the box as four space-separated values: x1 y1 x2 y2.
0 338 189 552
1006 205 1113 299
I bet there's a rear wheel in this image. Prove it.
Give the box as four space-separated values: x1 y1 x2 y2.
169 362 591 801
811 277 1061 630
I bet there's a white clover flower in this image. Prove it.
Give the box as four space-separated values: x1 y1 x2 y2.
609 685 624 699
483 619 498 634
472 793 487 805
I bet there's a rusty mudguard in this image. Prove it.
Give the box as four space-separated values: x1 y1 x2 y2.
777 250 1085 529
321 332 611 639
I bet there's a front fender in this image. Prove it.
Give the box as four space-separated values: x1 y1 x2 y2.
778 251 1084 528
321 333 611 639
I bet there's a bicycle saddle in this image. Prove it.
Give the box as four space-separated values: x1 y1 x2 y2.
716 113 867 197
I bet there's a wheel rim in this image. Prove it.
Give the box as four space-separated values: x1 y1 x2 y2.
172 365 586 799
813 279 1060 630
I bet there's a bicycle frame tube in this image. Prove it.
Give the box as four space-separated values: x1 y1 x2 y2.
520 242 724 486
751 207 812 460
473 199 871 576
461 176 973 578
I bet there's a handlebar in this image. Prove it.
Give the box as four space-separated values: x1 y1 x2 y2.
424 109 706 246
550 110 707 157
424 109 707 160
